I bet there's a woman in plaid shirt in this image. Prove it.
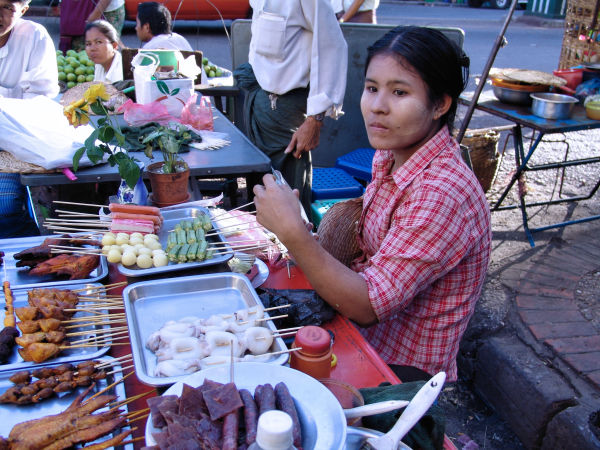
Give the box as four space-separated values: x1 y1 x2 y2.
254 26 492 382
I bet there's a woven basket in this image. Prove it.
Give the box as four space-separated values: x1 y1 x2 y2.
0 151 59 174
317 197 363 267
461 130 501 193
558 0 600 68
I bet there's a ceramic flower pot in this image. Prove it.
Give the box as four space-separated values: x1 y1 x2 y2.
147 161 190 207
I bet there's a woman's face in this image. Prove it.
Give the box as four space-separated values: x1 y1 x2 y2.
361 54 448 162
85 27 116 65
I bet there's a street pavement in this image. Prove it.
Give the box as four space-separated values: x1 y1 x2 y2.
24 4 600 448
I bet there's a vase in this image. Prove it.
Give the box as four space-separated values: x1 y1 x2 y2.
147 161 190 207
117 162 149 205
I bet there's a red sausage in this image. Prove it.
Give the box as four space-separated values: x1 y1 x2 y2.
111 212 162 227
239 389 258 445
109 203 161 217
222 409 239 450
275 382 302 449
255 383 276 416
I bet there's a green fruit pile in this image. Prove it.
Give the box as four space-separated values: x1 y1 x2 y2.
202 56 223 79
56 49 95 89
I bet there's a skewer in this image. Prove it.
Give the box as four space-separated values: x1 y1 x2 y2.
205 223 265 238
205 218 260 234
73 281 127 293
64 318 127 329
64 305 125 312
49 244 103 251
53 200 107 208
52 249 104 256
63 341 130 348
119 435 146 446
126 408 150 420
276 325 303 332
69 330 130 346
209 200 255 219
48 225 105 234
78 294 124 299
85 371 134 402
62 313 126 323
238 314 288 325
45 218 110 227
95 354 133 368
208 238 271 247
127 414 150 425
210 244 269 256
205 347 302 366
55 209 102 217
67 325 129 337
220 304 290 320
108 390 153 411
105 364 134 376
48 234 98 239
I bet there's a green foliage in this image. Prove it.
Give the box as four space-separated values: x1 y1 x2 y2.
139 122 201 174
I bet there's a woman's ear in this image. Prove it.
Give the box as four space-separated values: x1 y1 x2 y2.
433 94 452 120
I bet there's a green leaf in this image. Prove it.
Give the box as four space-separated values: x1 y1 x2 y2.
157 80 169 95
118 157 141 188
97 117 107 127
98 126 115 143
115 129 125 147
87 145 105 164
142 129 163 143
84 129 99 152
72 146 85 172
171 88 180 96
144 144 153 159
90 101 105 116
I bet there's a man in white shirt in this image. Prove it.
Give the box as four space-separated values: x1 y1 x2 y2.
234 0 348 216
135 2 192 51
0 0 59 99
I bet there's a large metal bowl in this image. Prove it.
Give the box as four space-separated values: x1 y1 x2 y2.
492 85 535 105
530 93 578 120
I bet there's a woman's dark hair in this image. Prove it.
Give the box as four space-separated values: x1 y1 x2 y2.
365 26 470 131
85 20 119 44
137 1 172 36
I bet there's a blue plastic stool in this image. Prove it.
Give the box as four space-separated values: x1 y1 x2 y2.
310 198 352 228
311 167 364 201
335 148 375 182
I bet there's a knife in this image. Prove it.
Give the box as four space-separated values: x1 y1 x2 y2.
271 169 310 225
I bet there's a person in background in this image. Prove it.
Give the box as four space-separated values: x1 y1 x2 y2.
86 0 126 40
234 0 348 218
135 1 192 51
332 0 379 23
0 0 58 237
58 0 95 52
252 26 491 382
85 20 123 83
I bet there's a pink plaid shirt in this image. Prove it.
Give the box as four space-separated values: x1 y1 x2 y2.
351 127 491 381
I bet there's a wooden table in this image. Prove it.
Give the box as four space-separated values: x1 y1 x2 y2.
107 261 456 449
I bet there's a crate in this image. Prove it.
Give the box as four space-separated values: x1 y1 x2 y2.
558 0 600 68
311 167 364 201
310 198 353 228
335 148 375 182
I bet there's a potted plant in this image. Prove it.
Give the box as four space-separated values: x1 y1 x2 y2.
139 122 201 206
66 84 141 190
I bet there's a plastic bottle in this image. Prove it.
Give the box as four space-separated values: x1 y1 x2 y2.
289 325 332 379
248 410 297 450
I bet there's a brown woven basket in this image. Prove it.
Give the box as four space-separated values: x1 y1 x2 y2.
0 151 60 174
558 0 600 68
317 197 363 267
460 130 501 193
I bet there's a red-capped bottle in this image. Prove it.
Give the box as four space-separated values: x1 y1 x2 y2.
290 325 332 379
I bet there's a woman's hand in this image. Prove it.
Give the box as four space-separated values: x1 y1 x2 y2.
253 174 309 245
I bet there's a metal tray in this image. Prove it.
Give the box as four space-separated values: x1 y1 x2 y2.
117 207 233 278
123 273 288 386
0 356 132 449
0 283 112 372
0 234 108 290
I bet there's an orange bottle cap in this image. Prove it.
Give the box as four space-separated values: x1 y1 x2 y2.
294 326 331 356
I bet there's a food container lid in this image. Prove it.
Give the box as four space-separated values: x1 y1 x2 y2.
294 326 331 356
256 410 294 450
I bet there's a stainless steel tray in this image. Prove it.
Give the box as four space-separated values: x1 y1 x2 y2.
117 206 233 278
123 273 288 386
0 356 132 449
0 235 108 290
0 283 112 372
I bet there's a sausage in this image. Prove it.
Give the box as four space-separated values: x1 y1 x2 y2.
239 389 258 445
109 203 161 217
275 382 302 449
222 409 239 450
111 212 162 227
255 383 276 416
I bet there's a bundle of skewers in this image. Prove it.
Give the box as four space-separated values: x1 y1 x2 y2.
0 373 150 450
12 284 128 364
0 355 133 406
146 304 302 377
46 201 164 235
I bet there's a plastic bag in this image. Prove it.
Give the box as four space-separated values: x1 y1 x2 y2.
575 78 600 101
119 99 172 126
0 96 98 169
179 94 214 131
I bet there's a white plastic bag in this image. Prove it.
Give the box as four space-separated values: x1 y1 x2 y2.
0 96 98 170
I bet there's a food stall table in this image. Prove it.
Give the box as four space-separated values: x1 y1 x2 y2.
461 95 600 246
106 262 456 449
18 108 271 210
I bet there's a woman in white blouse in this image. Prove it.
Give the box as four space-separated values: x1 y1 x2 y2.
84 20 123 83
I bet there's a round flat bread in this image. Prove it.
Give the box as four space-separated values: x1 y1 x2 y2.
489 68 566 87
60 81 129 113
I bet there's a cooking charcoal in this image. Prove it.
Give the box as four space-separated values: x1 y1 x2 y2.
257 288 336 329
203 382 243 421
